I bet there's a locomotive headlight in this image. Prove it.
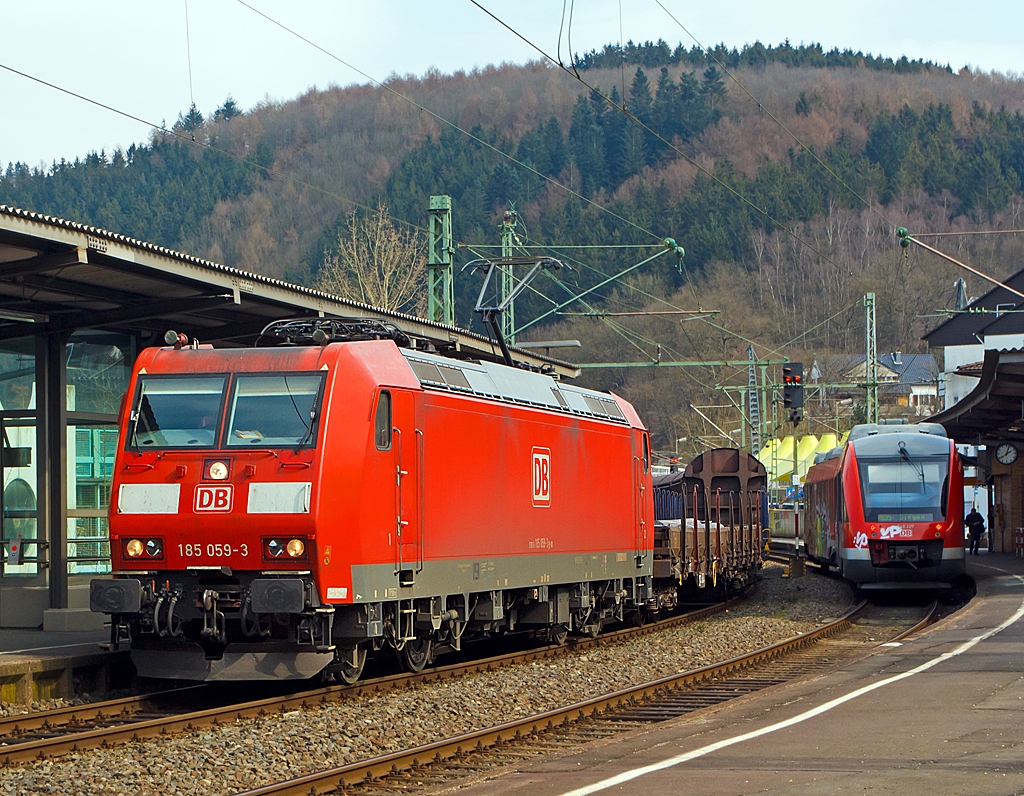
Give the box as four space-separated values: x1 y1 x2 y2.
286 538 305 558
208 461 229 480
125 539 144 557
266 538 285 558
145 538 163 558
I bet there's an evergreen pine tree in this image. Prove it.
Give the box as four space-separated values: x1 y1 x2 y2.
602 85 627 186
701 66 727 110
214 96 241 121
628 68 654 126
569 94 608 195
176 103 206 137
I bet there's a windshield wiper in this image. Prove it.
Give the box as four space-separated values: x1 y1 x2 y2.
294 377 325 452
898 441 925 485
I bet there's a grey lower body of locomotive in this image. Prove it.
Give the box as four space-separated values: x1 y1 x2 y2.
90 551 660 680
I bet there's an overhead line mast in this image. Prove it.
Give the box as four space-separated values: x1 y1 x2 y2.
427 195 455 326
865 292 878 425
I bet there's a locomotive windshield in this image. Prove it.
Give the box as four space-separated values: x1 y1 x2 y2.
225 374 324 447
130 376 227 448
857 454 950 522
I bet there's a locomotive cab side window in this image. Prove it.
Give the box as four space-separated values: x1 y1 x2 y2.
226 374 325 448
642 434 650 474
129 376 227 449
374 390 392 450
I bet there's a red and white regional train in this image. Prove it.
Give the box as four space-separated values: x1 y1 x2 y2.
90 320 758 682
801 422 966 589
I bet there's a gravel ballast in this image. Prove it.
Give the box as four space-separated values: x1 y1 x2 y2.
0 563 853 796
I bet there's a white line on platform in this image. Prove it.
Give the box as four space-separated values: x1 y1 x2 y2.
559 570 1024 796
0 642 104 655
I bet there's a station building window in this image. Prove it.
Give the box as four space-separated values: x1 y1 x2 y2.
0 330 134 579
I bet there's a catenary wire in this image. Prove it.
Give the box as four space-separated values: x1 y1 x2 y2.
0 62 436 239
184 0 196 117
468 0 859 279
913 229 1024 237
652 0 897 231
231 1 742 346
653 1 1024 316
233 0 662 244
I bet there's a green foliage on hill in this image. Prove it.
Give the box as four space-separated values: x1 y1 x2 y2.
2 45 1024 446
374 84 1024 324
1 137 259 247
576 38 953 74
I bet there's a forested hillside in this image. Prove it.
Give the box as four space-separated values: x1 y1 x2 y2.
3 40 1024 449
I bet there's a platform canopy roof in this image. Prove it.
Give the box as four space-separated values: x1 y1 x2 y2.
0 204 578 377
928 348 1024 445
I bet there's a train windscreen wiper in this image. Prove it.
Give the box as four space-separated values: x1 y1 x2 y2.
294 376 325 451
898 441 925 486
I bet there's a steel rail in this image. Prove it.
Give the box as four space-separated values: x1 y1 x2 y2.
233 600 872 796
0 593 745 766
890 599 938 641
0 684 208 740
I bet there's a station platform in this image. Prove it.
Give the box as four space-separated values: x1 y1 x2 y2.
460 551 1024 796
0 622 132 705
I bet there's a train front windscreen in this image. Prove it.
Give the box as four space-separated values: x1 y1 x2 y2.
856 452 949 523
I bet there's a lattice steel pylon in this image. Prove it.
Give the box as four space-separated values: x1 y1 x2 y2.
500 209 518 345
747 344 761 453
427 195 455 326
864 292 878 424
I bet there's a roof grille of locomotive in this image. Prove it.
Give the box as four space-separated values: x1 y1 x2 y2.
256 318 413 348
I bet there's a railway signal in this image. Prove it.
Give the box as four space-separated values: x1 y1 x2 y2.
783 362 804 423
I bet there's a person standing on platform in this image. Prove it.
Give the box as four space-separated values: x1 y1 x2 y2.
965 507 985 555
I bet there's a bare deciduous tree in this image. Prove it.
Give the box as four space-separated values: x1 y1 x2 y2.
316 202 426 316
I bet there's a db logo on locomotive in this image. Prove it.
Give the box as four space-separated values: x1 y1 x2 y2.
195 485 233 512
532 447 551 507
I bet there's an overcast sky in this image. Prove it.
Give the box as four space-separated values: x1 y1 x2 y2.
2 0 1022 169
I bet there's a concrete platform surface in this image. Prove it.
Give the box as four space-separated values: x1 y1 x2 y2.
457 552 1024 796
0 623 130 704
0 626 109 655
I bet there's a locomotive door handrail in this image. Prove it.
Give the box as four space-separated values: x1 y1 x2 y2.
633 456 648 564
415 428 424 574
392 397 424 584
393 425 408 577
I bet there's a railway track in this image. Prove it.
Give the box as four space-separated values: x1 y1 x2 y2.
231 598 937 796
0 594 743 767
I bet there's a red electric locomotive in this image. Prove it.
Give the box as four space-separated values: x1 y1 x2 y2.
801 422 965 589
90 320 661 681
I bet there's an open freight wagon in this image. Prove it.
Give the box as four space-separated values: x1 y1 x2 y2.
653 448 766 594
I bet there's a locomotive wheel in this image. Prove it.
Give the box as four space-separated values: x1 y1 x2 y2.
547 624 569 645
400 637 433 673
585 618 602 638
337 647 367 685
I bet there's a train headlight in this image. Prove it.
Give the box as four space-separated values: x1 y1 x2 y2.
145 538 163 558
206 460 229 480
262 537 307 560
125 539 144 557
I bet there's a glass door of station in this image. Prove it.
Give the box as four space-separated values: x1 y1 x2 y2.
1 415 43 583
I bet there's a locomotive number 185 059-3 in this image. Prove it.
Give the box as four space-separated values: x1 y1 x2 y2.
178 543 250 558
